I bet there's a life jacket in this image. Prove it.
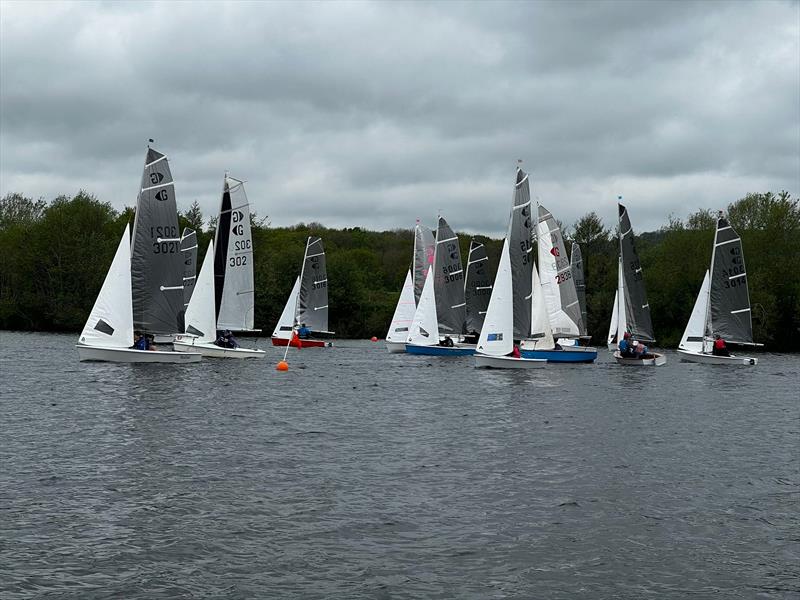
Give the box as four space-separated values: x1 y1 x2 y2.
714 338 726 350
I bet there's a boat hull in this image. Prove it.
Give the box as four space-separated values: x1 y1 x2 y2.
76 344 201 363
405 343 476 356
173 339 265 358
271 336 327 348
519 345 597 363
385 340 407 353
475 354 547 369
677 349 757 366
613 351 667 366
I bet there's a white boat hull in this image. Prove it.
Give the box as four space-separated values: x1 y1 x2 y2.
613 350 667 366
76 344 201 363
475 353 547 369
385 340 407 353
677 349 757 366
173 339 265 358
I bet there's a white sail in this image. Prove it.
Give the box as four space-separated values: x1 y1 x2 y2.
607 290 619 346
183 240 216 344
272 277 300 340
679 270 711 353
476 238 514 356
386 270 416 344
407 266 439 346
529 264 555 350
79 224 134 348
615 257 627 343
215 176 256 331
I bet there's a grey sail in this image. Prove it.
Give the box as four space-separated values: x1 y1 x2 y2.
413 223 435 305
296 236 329 332
214 176 255 331
618 204 655 342
131 147 185 334
464 240 492 335
180 228 197 310
508 168 534 339
570 243 588 336
433 216 466 334
709 216 753 343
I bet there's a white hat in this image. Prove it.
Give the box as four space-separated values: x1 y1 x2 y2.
632 340 639 346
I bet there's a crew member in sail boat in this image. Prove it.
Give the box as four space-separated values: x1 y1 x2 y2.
298 323 311 339
618 332 634 357
712 334 730 357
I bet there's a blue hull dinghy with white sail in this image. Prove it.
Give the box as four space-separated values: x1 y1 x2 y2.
677 214 759 365
76 224 201 363
609 203 666 366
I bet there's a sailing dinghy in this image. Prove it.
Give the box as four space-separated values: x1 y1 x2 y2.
677 214 759 365
76 224 201 363
173 240 265 358
385 269 416 353
475 238 546 369
610 203 666 366
271 236 334 348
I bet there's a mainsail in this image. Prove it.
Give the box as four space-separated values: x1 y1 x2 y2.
295 236 329 333
570 242 588 337
709 216 754 343
536 204 583 337
131 147 185 334
464 240 492 335
618 203 655 342
180 228 197 311
213 176 255 331
508 168 534 340
413 222 435 305
433 216 466 335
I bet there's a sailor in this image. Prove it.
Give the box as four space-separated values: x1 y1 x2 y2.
712 334 730 356
440 335 454 347
224 330 240 349
298 323 311 339
511 345 521 358
133 333 147 351
618 332 634 357
463 329 480 344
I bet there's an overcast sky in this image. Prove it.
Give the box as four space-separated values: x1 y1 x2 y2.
1 0 798 236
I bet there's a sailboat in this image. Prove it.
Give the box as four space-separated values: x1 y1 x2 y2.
131 146 187 343
405 216 473 356
570 242 590 341
463 240 492 340
610 203 665 365
76 224 201 363
474 238 546 369
173 240 265 358
677 214 759 365
527 203 597 362
385 269 415 353
271 236 334 348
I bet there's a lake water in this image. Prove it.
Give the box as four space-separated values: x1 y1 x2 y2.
1 331 798 599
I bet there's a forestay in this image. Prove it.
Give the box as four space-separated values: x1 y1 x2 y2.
710 216 754 343
536 204 583 337
413 223 435 306
570 242 588 337
679 270 710 353
433 217 466 335
464 240 492 335
476 238 514 357
408 266 439 346
387 270 417 344
79 224 133 348
183 241 217 343
131 147 185 334
618 203 655 342
296 236 329 333
509 168 534 340
214 176 255 331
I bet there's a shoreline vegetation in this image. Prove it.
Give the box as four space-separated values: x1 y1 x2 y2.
1 191 797 351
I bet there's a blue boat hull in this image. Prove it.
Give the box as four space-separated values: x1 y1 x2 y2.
405 344 476 356
520 348 597 362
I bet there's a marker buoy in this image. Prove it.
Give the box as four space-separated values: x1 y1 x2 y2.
370 336 378 342
276 360 289 371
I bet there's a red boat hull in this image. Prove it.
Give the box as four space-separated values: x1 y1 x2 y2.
271 336 327 348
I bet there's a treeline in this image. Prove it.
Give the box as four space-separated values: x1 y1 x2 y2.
0 191 798 350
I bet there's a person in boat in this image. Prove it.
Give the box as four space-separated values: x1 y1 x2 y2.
439 335 454 347
511 345 521 359
619 332 635 357
298 323 311 339
132 333 145 350
463 329 480 344
146 335 157 351
224 330 240 349
712 334 730 357
553 337 563 350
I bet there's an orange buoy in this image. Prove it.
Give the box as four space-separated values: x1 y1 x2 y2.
276 360 289 371
370 336 378 342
